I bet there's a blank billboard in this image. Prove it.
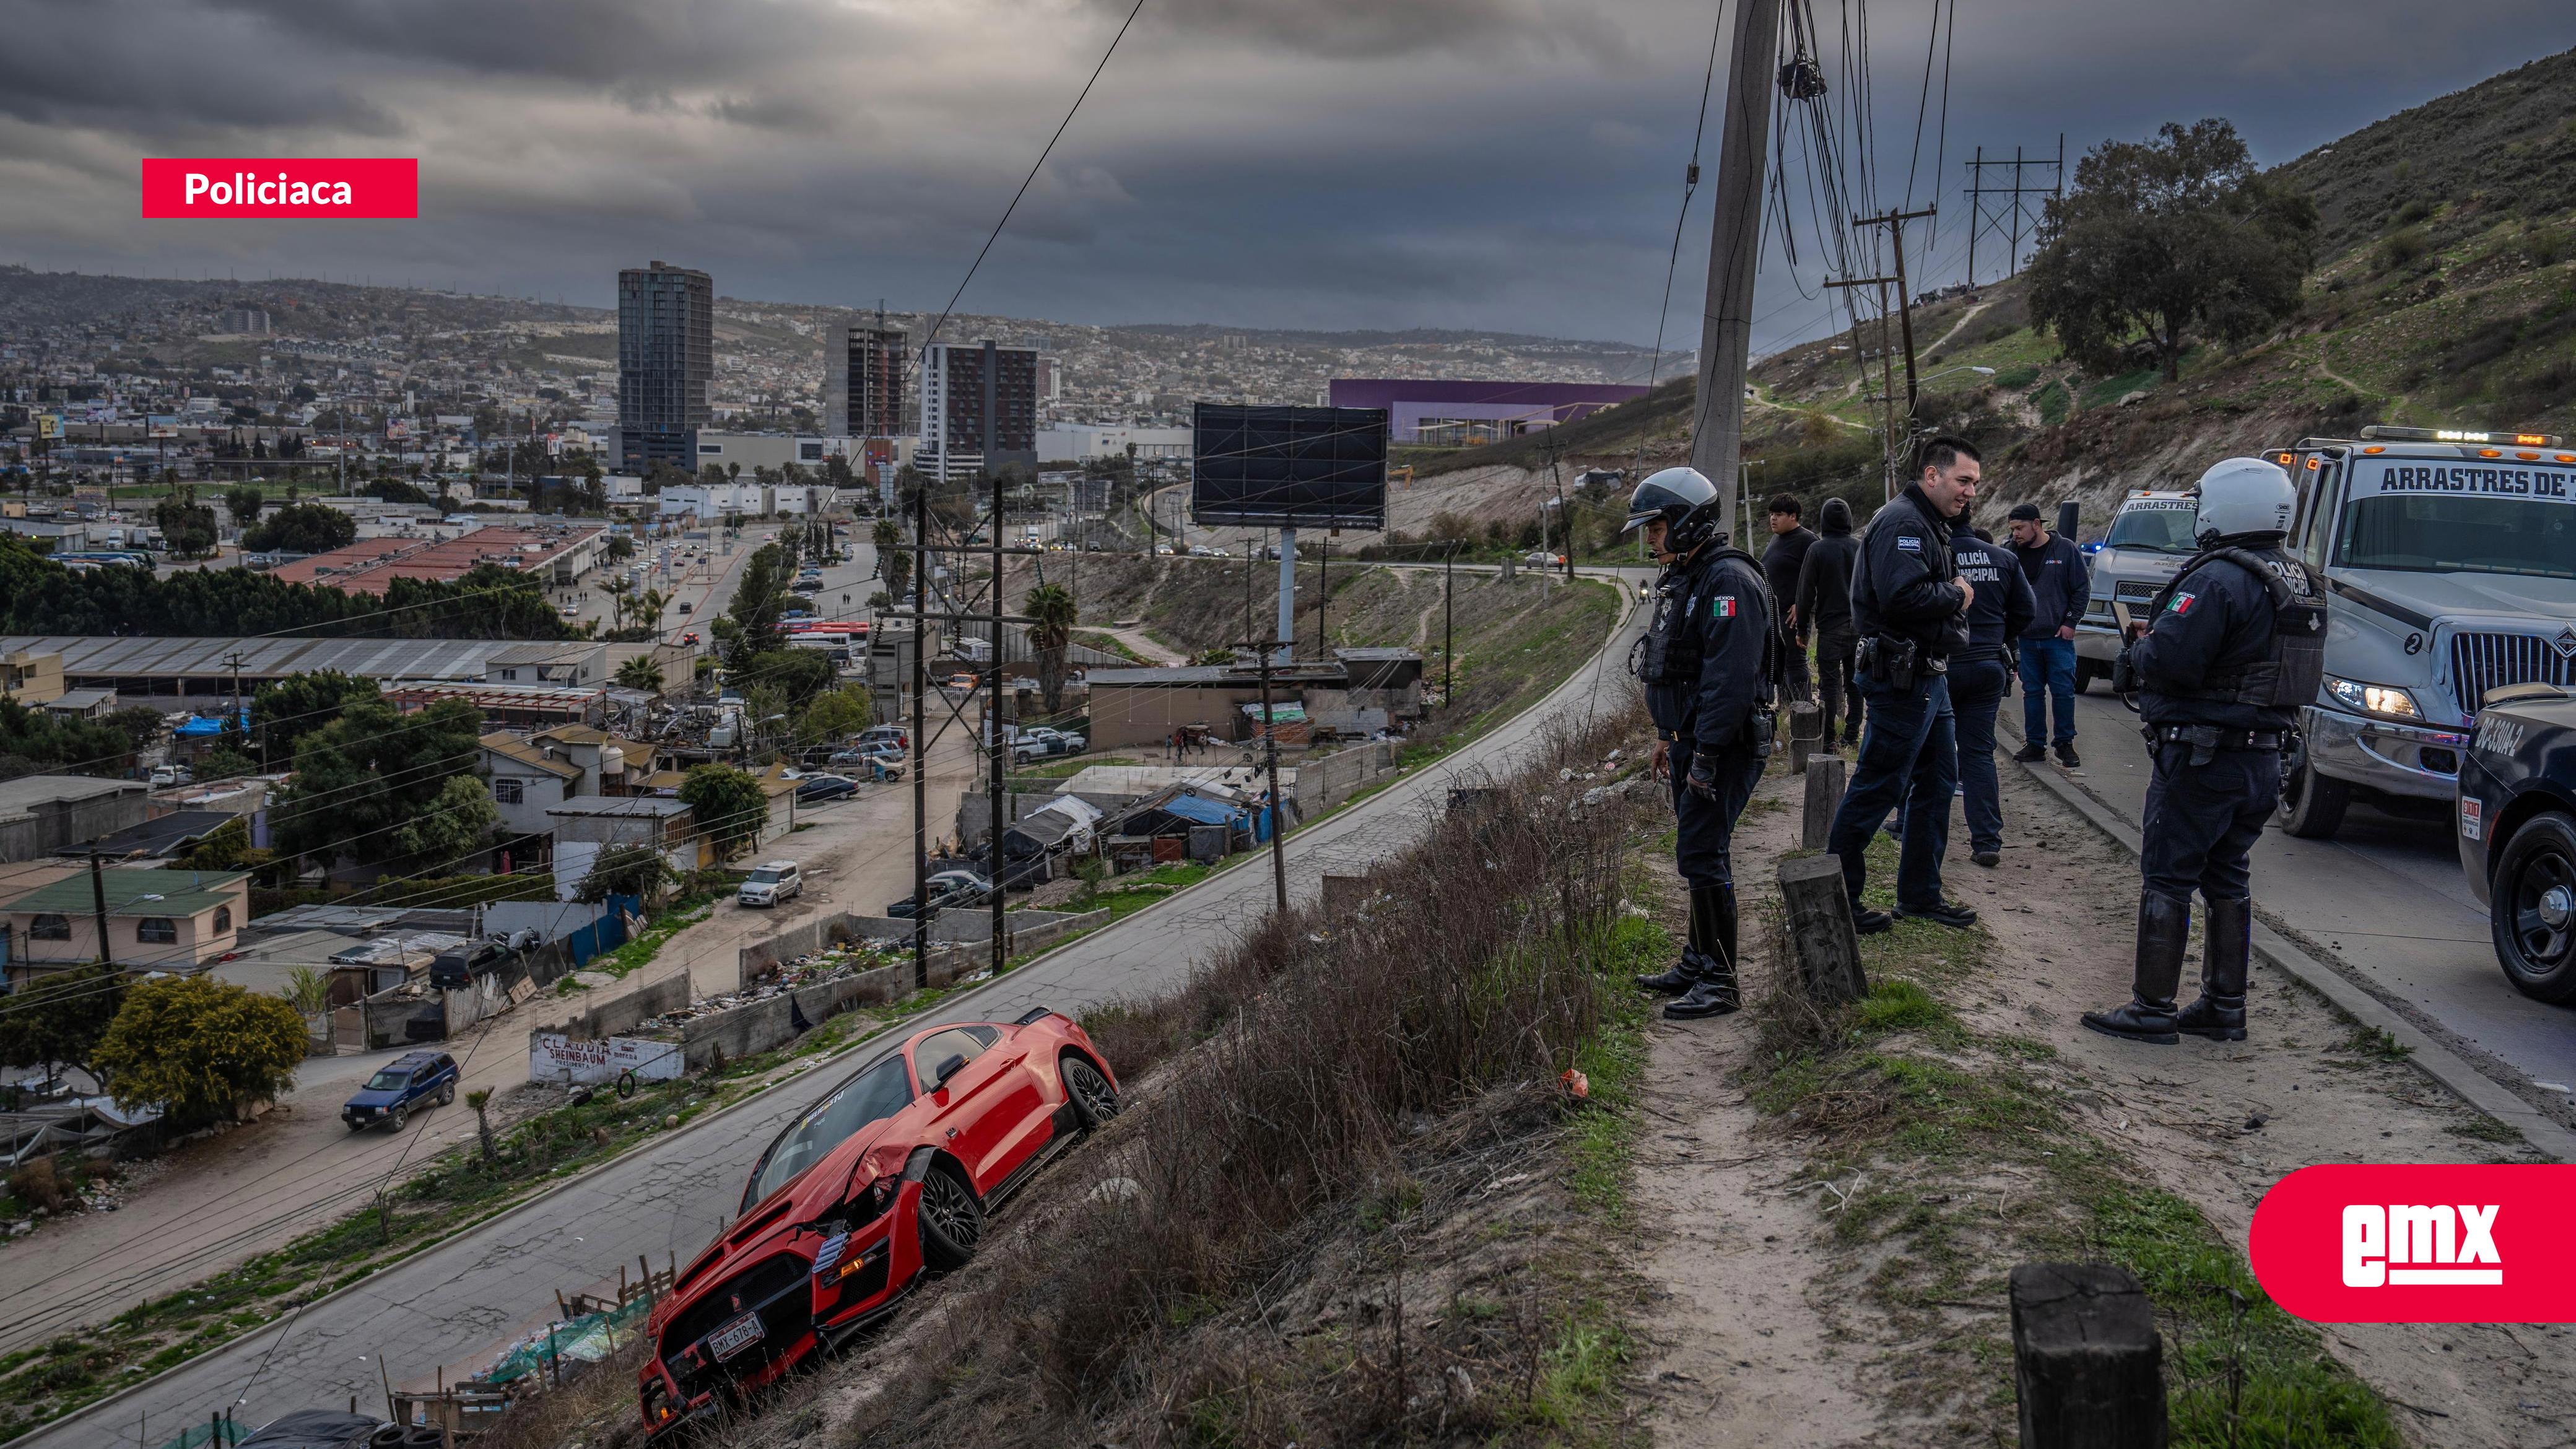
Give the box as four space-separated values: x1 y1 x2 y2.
1191 404 1388 530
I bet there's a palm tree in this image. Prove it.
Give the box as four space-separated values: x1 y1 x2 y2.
465 1087 497 1164
1024 582 1079 716
616 655 666 695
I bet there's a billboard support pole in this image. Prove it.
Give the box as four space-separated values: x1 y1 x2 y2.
1274 528 1297 664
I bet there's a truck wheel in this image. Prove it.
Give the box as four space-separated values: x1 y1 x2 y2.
438 1082 456 1107
386 1105 407 1133
2275 746 2349 840
2073 659 2100 694
2491 812 2576 1004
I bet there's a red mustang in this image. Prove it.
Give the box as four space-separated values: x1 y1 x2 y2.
638 1009 1118 1433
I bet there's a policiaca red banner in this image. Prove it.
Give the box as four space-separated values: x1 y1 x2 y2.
141 159 418 219
2248 1164 2576 1322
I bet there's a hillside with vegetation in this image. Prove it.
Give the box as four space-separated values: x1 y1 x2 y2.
1408 46 2576 541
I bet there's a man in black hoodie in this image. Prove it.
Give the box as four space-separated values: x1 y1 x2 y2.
1794 497 1863 746
1760 495 1817 705
1825 436 1981 933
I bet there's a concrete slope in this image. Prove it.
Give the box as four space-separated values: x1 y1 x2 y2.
33 570 1646 1448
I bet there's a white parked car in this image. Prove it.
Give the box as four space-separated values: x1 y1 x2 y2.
738 860 804 908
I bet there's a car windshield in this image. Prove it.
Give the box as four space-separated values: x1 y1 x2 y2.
742 1055 913 1207
365 1070 411 1091
2105 503 2200 554
2335 477 2576 578
746 868 783 884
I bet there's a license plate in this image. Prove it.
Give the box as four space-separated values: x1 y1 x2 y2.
707 1311 765 1362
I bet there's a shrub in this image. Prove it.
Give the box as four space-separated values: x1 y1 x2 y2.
2378 225 2432 271
94 976 307 1126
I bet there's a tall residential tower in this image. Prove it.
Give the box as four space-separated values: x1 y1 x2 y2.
823 322 908 438
918 339 1038 483
617 260 713 474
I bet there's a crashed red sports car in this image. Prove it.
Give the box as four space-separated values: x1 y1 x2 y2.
638 1009 1118 1433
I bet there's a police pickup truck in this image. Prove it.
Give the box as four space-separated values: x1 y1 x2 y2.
2075 489 2203 690
2455 681 2576 1003
2263 425 2576 840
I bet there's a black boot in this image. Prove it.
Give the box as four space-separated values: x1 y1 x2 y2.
2177 896 2250 1041
2082 891 2190 1044
1635 889 1718 994
1666 887 1741 1020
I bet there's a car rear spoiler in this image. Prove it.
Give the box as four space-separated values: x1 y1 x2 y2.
1014 1006 1060 1026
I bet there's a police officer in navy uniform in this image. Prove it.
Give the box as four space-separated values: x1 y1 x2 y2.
1827 436 1982 933
1625 467 1776 1020
2084 458 2326 1045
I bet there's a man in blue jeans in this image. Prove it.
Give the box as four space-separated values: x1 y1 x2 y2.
2008 502 2089 768
1827 437 1983 933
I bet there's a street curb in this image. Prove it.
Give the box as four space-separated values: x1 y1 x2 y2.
1995 718 2576 1162
32 567 1648 1448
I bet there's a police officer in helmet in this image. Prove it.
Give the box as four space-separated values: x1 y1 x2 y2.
2083 458 2325 1045
1625 466 1777 1020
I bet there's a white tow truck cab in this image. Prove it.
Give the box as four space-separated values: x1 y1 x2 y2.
2258 425 2576 838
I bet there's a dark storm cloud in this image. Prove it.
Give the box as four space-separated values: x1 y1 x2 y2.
2 0 2572 345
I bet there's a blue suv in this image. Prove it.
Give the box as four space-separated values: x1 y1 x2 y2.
342 1050 459 1133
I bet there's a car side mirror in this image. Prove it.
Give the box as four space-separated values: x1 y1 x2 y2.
934 1053 968 1089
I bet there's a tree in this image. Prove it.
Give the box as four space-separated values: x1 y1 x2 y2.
466 1086 497 1163
742 647 835 708
874 518 913 601
107 705 166 757
2025 118 2318 383
0 964 126 1087
678 764 770 860
225 485 264 526
0 695 133 780
152 488 219 558
251 669 382 763
726 544 790 664
241 501 360 555
796 682 874 746
94 975 307 1126
614 655 667 694
606 535 635 562
1025 581 1078 715
268 697 490 872
575 842 673 906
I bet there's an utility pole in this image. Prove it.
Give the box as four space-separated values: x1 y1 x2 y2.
983 341 1006 977
1251 641 1289 913
1824 274 1905 495
909 469 929 988
1962 138 2065 285
1851 206 1938 419
1688 0 1786 531
1443 544 1455 705
89 850 113 967
1316 540 1328 661
223 650 246 728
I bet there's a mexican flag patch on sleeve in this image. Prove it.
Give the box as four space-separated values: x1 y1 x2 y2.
1712 596 1738 617
2167 592 2196 615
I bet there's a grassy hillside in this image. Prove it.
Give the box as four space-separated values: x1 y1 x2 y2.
1428 46 2576 540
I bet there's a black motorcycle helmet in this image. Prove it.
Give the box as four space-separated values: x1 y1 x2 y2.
1622 466 1725 554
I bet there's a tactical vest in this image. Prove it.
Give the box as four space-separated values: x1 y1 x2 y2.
1631 547 1775 692
2146 545 2328 708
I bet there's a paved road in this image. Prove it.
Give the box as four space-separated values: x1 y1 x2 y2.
2006 690 2576 1103
36 568 1647 1446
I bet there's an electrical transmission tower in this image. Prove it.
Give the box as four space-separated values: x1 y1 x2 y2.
1962 137 2065 286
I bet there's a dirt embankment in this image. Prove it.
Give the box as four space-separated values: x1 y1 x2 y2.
1630 752 2567 1447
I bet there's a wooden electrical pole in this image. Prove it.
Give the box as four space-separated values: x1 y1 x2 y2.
1851 206 1938 418
1687 0 1785 534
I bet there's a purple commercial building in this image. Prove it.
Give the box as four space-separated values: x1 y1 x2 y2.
1326 378 1651 446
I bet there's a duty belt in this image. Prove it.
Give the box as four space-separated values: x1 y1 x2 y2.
2143 723 2286 766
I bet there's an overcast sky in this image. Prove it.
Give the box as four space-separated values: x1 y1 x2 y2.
2 1 2570 359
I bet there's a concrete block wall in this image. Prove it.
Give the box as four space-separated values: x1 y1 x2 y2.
1293 741 1397 815
536 974 689 1055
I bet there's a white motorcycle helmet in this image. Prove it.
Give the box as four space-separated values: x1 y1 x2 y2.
2191 457 2296 545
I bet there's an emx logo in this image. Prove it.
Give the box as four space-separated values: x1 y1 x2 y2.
2250 1165 2575 1322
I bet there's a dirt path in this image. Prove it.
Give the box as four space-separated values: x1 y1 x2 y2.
1630 749 2570 1445
1923 299 1992 357
1100 623 1185 664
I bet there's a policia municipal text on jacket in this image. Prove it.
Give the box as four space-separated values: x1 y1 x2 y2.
1624 466 1777 1020
2082 457 2326 1046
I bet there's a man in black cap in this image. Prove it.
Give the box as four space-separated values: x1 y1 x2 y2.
1761 495 1817 706
2008 502 2090 768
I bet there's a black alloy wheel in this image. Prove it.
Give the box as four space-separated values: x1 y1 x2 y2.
2493 812 2576 1004
1063 1057 1120 1128
916 1165 983 1269
438 1081 456 1107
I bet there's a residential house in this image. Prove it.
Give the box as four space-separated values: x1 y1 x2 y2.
44 688 118 720
486 642 609 689
0 866 253 985
546 797 706 900
1 650 66 705
0 775 150 863
479 733 581 839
